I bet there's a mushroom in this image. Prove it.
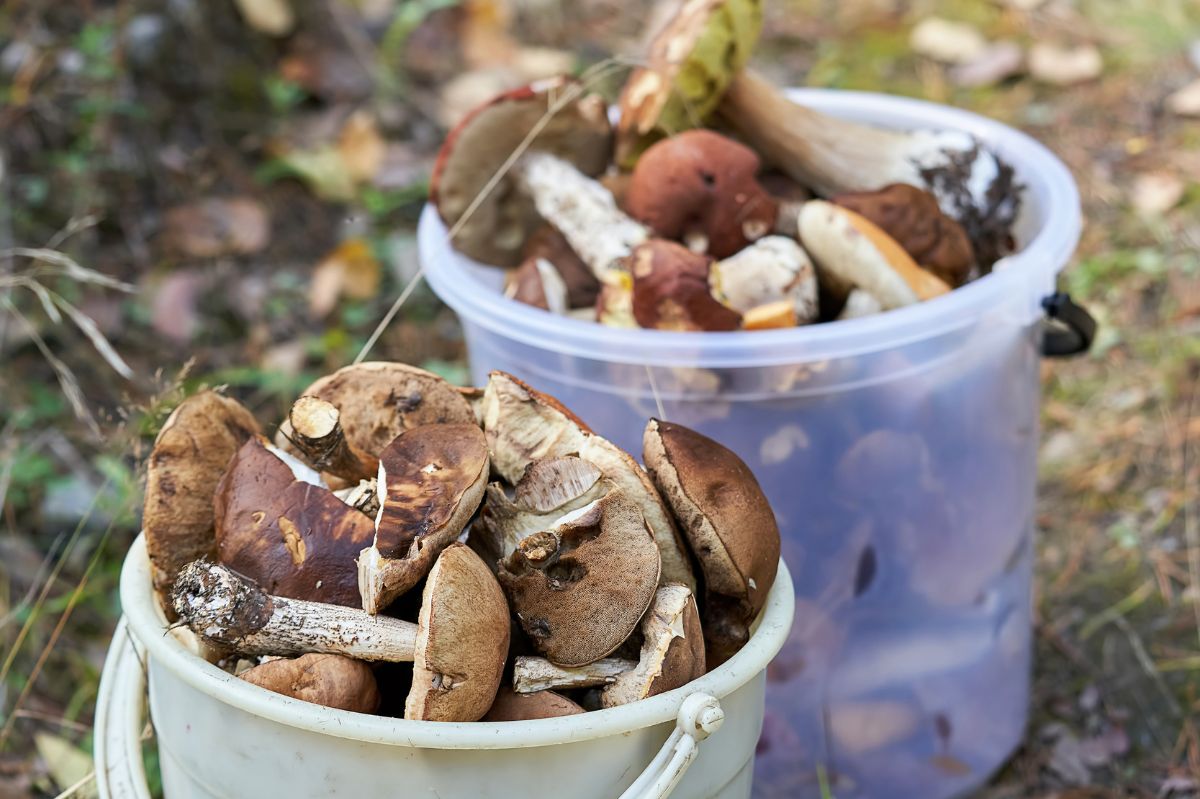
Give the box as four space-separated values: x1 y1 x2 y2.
759 171 814 237
512 584 705 708
506 256 569 315
623 130 777 258
496 489 661 667
283 396 378 484
482 371 696 590
595 271 638 328
240 653 381 714
172 543 509 721
143 391 261 616
616 0 1020 268
708 235 818 322
798 200 951 310
274 362 476 474
629 240 742 332
838 289 884 320
358 423 490 614
429 77 615 268
214 435 375 607
482 687 584 721
742 301 797 330
833 183 976 287
643 420 780 667
509 225 601 310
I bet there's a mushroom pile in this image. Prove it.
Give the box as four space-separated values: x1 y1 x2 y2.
144 363 781 721
430 0 1019 332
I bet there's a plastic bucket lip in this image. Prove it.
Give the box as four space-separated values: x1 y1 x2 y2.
421 88 1082 369
120 534 795 750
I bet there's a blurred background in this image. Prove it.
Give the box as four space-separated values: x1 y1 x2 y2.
0 0 1198 796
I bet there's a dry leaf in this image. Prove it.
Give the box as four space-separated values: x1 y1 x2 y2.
909 17 987 65
950 41 1024 88
337 111 386 184
1167 79 1200 118
233 0 295 37
308 239 381 318
1029 43 1103 86
164 197 270 258
150 271 205 344
1131 173 1185 215
34 733 96 798
277 147 357 202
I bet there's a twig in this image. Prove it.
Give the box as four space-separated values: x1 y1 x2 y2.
644 364 666 420
1112 614 1182 718
1078 579 1156 641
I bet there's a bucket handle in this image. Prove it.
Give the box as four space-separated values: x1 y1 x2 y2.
1041 292 1096 358
617 693 725 799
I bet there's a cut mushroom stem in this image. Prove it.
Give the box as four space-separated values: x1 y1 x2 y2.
286 396 379 482
512 656 635 693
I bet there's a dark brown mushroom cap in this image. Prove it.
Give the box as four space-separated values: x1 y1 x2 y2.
625 130 777 258
276 362 476 463
833 183 975 287
483 687 584 721
629 240 742 332
602 584 706 707
144 391 261 616
240 654 381 714
215 436 376 607
497 490 662 667
430 77 613 267
519 225 601 309
407 543 510 721
642 420 780 666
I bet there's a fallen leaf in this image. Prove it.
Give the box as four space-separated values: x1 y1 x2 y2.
1167 79 1200 118
512 47 576 81
950 41 1024 87
1131 173 1185 215
276 147 358 202
35 733 96 798
462 0 518 68
909 17 988 65
308 239 381 318
337 111 386 184
164 197 270 258
260 339 307 375
233 0 295 37
150 271 205 343
1029 43 1103 86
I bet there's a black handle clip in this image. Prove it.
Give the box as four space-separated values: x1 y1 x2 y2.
1041 292 1096 358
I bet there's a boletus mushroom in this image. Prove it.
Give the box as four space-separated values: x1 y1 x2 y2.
172 543 509 721
624 130 777 258
283 396 378 484
708 235 818 323
358 423 489 614
643 420 780 667
430 77 616 268
482 371 696 590
506 226 601 313
143 391 261 615
629 240 742 332
512 584 705 707
497 489 661 667
240 653 380 714
482 687 584 721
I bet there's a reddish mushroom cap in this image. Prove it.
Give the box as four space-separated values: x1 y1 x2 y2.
629 240 743 331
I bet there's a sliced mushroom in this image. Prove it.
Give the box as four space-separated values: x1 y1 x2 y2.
429 77 614 267
358 423 490 614
643 420 780 667
215 435 375 607
833 184 976 287
284 396 378 483
798 200 951 309
275 362 476 470
629 240 742 332
513 584 705 708
173 543 509 721
709 235 818 322
624 130 777 258
143 391 261 616
497 490 661 667
482 371 696 590
240 653 380 714
482 687 584 721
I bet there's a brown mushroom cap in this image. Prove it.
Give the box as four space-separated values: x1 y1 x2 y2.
240 654 381 714
506 256 569 314
407 543 510 721
359 423 490 613
215 435 376 607
625 130 777 258
497 490 662 667
833 183 975 287
144 391 261 615
629 240 743 332
519 225 601 309
643 420 780 666
483 687 584 721
482 371 695 590
602 585 706 707
430 77 613 267
275 362 476 466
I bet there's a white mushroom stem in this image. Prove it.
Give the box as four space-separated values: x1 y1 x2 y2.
333 478 379 515
710 236 818 323
517 152 649 280
838 290 884 320
512 655 636 693
720 70 1011 226
286 396 378 481
171 561 417 662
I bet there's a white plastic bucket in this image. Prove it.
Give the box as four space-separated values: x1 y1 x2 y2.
98 535 794 799
421 89 1082 798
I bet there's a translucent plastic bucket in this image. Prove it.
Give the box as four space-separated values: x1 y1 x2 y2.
421 89 1082 798
98 535 794 799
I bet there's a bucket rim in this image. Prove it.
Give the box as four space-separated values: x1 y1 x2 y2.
120 534 795 749
420 88 1082 368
